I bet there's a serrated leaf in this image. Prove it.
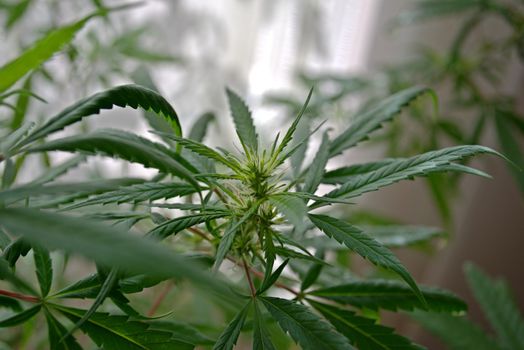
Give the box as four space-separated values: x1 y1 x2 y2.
273 247 327 265
26 129 197 187
0 12 98 93
257 259 289 295
309 279 467 312
33 245 53 297
309 214 425 305
213 301 251 350
302 131 330 194
148 319 215 345
52 305 194 350
260 296 353 350
65 182 197 210
148 211 229 241
0 304 41 327
329 86 434 156
0 208 232 297
44 309 83 350
464 263 524 350
362 225 444 248
26 155 86 187
310 300 424 350
315 145 501 207
226 88 258 152
253 299 276 350
2 237 31 267
411 310 500 350
21 84 182 146
189 112 215 142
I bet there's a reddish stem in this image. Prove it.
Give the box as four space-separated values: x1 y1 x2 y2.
147 281 174 317
0 289 39 303
242 258 256 297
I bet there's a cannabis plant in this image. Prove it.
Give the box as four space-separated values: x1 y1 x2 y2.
0 7 508 350
413 263 524 350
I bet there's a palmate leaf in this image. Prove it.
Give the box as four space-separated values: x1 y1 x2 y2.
65 182 198 210
309 214 425 305
213 301 251 350
309 301 423 350
148 211 229 241
0 208 232 297
33 245 53 297
44 309 83 350
315 145 501 206
253 299 277 350
329 86 434 157
309 279 467 313
0 12 98 93
26 129 198 187
51 304 194 350
411 310 500 350
20 84 182 147
259 296 354 350
464 263 524 350
226 88 258 153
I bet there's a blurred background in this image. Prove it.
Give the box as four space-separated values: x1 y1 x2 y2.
1 0 523 348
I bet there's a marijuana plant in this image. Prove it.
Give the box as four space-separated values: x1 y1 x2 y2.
0 7 508 350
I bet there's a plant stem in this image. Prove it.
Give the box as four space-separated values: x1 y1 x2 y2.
0 289 39 303
147 281 174 317
249 268 299 296
242 257 256 297
187 227 212 241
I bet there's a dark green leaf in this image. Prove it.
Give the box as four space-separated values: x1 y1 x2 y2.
44 309 82 350
33 245 53 297
257 259 289 295
213 301 251 350
148 211 229 241
253 299 276 350
0 304 41 327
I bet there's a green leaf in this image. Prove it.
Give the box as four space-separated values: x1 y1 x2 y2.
495 112 524 192
257 259 289 295
213 301 251 350
44 309 83 350
148 211 229 241
26 129 197 187
290 116 311 177
2 237 31 267
10 76 33 130
226 88 258 153
269 194 308 232
310 300 423 350
0 208 232 297
253 299 276 350
302 131 330 194
26 155 86 187
189 112 215 142
309 279 467 312
309 214 425 305
0 12 98 93
315 145 501 206
52 305 194 350
260 296 353 350
0 304 41 327
21 84 182 147
362 225 444 248
329 86 434 157
397 0 483 24
148 319 215 345
411 310 500 350
322 159 398 184
65 182 197 210
464 263 524 350
33 245 53 297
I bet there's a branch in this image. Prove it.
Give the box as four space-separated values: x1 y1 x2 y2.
0 289 39 303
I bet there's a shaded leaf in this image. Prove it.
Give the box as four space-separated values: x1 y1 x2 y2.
213 301 251 350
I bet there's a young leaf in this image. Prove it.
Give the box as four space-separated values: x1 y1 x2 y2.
33 245 53 297
52 304 194 350
26 129 198 187
44 309 83 350
310 300 423 350
302 131 330 194
309 279 467 312
309 214 425 305
314 145 501 207
226 88 258 153
0 12 99 93
329 86 434 157
213 301 251 350
464 263 524 350
253 299 276 350
411 310 500 350
260 296 353 350
20 84 182 147
0 305 41 327
148 212 229 241
65 182 197 210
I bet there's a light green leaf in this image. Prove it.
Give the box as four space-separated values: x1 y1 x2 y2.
213 301 251 350
310 300 424 350
226 88 258 153
465 263 524 350
309 279 466 312
329 86 434 157
33 245 53 297
309 214 425 305
260 296 353 350
52 304 194 350
302 131 330 194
